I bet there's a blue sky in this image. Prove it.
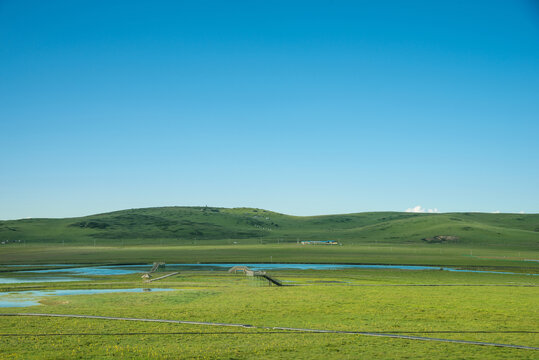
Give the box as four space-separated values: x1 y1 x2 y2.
1 0 538 219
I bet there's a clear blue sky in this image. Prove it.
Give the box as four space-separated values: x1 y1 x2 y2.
1 0 538 219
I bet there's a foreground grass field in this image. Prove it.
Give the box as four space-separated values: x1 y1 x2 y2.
0 268 538 359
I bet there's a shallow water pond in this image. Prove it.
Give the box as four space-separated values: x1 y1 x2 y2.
0 288 176 307
6 263 537 280
24 266 142 276
0 276 89 284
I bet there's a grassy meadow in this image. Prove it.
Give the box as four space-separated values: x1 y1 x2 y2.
1 207 538 249
1 243 539 271
0 207 538 358
0 269 538 359
1 206 538 269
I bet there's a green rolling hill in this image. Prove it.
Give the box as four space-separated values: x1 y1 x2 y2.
0 207 538 250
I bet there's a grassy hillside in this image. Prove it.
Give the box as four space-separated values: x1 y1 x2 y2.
0 207 538 250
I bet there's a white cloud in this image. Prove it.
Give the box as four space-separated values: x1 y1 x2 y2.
492 210 500 214
405 205 439 213
519 211 525 214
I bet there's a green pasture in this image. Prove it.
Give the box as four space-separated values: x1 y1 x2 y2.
0 207 537 358
1 207 538 250
1 243 538 270
0 269 537 359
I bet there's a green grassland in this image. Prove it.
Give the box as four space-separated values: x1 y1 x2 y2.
1 207 537 358
1 206 538 269
1 244 539 270
0 270 537 359
1 207 538 249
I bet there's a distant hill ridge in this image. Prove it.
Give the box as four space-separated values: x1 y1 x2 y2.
0 206 538 248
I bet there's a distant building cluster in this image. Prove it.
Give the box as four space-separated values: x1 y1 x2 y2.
1 239 22 245
300 240 339 245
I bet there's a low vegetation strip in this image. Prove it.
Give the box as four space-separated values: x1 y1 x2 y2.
345 284 539 287
0 313 256 328
0 331 300 336
2 313 537 351
1 331 537 337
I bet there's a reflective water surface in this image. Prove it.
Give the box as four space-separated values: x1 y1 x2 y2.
3 263 535 283
0 288 176 307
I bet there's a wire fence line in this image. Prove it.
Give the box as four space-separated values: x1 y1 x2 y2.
1 313 537 351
